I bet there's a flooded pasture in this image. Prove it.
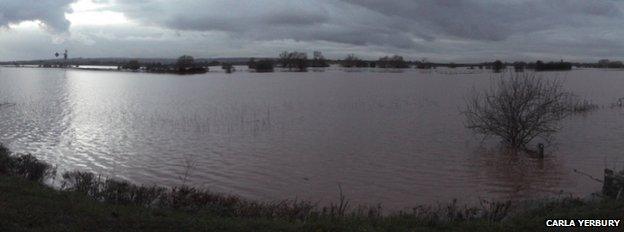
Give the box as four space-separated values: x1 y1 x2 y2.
0 67 622 210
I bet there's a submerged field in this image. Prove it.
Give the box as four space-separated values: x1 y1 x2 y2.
0 67 623 209
1 149 623 231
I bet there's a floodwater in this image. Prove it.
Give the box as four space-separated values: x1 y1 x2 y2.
0 66 622 210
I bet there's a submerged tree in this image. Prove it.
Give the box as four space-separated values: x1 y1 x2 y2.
311 51 329 67
248 58 274 73
533 60 573 71
222 63 234 73
174 55 208 74
377 55 409 69
341 54 367 68
122 60 141 71
279 51 308 72
415 58 432 69
492 60 505 73
464 74 574 150
176 55 195 70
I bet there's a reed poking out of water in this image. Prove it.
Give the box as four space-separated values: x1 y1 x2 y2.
611 97 624 108
571 100 600 113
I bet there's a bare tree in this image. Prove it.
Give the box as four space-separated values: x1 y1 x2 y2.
279 51 308 71
492 60 505 73
311 51 329 67
377 55 409 68
341 54 367 68
464 74 574 150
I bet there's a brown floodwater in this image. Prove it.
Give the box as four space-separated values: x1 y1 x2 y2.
0 67 622 210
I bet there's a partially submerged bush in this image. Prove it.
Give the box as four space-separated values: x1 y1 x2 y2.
464 74 574 150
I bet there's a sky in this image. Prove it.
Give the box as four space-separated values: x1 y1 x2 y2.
0 0 623 62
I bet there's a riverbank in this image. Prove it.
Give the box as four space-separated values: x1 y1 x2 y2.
1 146 623 231
4 175 620 232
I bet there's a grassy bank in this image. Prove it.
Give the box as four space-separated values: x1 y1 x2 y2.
1 146 623 231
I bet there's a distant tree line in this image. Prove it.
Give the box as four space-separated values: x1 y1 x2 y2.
483 60 572 72
248 52 412 72
376 55 409 69
532 60 572 71
12 51 624 73
246 51 331 72
122 60 141 71
247 58 275 73
340 54 372 68
338 54 410 68
596 59 624 69
119 55 208 74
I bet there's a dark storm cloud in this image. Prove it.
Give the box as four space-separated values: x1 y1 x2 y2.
107 0 624 50
108 0 423 48
342 0 624 41
3 0 624 61
112 0 329 31
0 0 77 32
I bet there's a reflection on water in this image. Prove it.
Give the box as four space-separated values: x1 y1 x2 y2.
466 146 569 201
0 67 623 210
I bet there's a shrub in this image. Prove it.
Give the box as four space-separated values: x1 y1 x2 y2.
0 144 11 175
62 171 101 197
464 74 574 150
0 144 54 182
10 154 54 182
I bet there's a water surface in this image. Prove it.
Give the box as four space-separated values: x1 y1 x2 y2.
0 67 622 210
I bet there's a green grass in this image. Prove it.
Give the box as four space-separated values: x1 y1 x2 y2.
1 175 624 231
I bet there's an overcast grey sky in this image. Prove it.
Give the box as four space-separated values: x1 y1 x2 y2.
1 0 623 62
